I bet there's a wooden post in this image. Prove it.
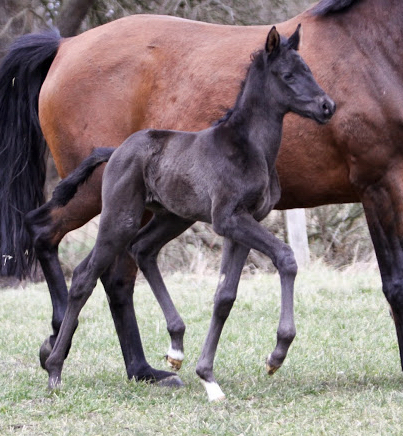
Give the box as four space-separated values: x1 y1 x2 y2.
286 209 310 268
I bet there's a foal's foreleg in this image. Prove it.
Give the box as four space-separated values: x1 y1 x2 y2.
214 212 297 376
100 250 142 377
131 213 194 370
196 239 250 401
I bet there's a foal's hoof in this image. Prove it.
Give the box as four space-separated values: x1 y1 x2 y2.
166 355 183 371
200 380 226 402
39 337 53 370
47 375 62 392
165 347 184 371
266 355 281 376
156 375 184 388
266 362 280 376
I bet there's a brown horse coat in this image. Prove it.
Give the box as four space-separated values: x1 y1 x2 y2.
40 12 354 212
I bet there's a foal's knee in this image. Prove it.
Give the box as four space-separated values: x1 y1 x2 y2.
276 246 298 277
101 258 137 306
68 280 95 303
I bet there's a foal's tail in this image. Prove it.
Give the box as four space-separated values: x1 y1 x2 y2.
51 148 115 207
0 30 61 278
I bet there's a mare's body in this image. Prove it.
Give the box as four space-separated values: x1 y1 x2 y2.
1 0 403 379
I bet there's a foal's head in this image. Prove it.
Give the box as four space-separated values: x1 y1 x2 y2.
263 25 336 124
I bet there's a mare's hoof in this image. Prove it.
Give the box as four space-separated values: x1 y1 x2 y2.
39 337 53 370
156 375 184 388
166 355 183 371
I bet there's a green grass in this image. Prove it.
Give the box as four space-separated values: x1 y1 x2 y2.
0 262 401 435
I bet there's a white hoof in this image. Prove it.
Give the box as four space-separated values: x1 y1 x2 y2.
166 346 184 370
167 345 184 362
200 380 226 402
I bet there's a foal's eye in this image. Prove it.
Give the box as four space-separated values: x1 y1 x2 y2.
283 73 293 81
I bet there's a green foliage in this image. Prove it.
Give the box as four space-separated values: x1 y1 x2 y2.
0 264 401 435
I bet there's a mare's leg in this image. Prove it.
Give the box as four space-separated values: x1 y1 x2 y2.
195 238 250 401
25 180 102 368
359 168 403 371
131 213 194 370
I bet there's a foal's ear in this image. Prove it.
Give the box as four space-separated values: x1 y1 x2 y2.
287 24 301 51
266 26 280 56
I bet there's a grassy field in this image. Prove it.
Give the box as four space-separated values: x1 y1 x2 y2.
0 262 402 435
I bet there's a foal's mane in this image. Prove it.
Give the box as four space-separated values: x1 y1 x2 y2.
213 49 265 126
310 0 360 16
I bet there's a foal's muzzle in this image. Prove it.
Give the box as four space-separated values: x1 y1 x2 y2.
317 95 336 124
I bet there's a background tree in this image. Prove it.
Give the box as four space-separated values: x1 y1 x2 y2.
56 0 96 36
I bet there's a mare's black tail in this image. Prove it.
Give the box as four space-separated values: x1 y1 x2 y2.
51 148 115 207
0 30 61 278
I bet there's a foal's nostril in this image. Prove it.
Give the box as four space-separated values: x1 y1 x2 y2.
322 98 336 118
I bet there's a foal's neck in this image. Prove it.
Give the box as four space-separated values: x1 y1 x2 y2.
224 77 286 164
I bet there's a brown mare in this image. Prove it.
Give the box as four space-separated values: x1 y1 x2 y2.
1 0 403 386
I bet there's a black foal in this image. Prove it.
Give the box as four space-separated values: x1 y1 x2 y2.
44 25 335 400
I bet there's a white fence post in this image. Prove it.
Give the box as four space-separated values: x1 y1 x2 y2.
286 208 310 268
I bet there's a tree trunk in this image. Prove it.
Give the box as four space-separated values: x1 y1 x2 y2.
56 0 96 37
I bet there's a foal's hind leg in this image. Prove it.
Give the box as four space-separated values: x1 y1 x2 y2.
45 177 176 388
195 238 250 401
46 242 133 389
131 213 195 370
100 249 182 386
